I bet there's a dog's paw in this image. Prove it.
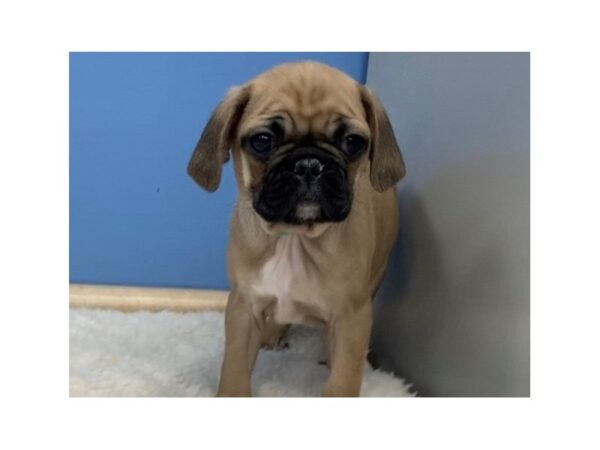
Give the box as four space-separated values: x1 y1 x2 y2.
261 334 290 351
271 335 290 351
261 324 291 350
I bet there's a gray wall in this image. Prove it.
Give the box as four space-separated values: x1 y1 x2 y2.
367 53 529 396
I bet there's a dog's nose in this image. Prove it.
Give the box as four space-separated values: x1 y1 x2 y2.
293 158 324 179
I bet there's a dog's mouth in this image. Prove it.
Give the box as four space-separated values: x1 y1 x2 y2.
252 149 352 226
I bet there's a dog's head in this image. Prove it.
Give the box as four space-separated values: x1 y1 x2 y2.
188 61 405 230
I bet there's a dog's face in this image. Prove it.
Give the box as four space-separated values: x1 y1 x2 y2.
188 62 405 229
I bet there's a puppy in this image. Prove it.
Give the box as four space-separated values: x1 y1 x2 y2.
187 61 405 396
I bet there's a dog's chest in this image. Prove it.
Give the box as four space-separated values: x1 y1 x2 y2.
252 235 327 325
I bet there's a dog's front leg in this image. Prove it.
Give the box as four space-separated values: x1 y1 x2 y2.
322 303 372 397
217 291 261 397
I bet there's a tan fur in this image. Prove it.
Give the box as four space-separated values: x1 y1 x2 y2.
188 61 405 396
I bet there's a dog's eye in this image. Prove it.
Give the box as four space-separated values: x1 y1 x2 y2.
249 132 275 154
343 134 367 157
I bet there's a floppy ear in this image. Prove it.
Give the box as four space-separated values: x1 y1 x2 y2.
360 86 406 192
187 86 250 192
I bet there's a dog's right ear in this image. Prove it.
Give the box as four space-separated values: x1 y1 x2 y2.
187 86 250 192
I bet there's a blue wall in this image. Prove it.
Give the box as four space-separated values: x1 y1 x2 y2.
70 52 368 289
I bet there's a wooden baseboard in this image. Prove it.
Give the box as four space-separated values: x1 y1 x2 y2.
69 284 228 312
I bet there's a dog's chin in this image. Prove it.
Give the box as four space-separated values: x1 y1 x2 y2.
259 220 331 239
295 201 321 221
256 204 332 238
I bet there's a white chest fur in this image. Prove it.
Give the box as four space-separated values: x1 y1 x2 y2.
252 235 327 325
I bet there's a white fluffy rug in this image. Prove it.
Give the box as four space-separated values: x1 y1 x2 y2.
70 308 414 397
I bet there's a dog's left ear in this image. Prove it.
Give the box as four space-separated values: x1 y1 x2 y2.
187 86 250 192
360 86 406 192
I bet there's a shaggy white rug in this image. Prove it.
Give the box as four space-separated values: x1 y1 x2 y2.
70 309 414 397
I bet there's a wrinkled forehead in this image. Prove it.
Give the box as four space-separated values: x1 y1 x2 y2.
238 71 369 139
